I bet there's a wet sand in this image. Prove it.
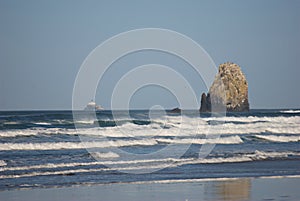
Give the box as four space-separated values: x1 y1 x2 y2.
1 176 299 201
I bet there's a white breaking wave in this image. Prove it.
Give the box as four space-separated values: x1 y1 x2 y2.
3 121 19 125
0 135 243 151
75 120 95 124
156 136 243 144
0 139 158 151
0 151 298 179
0 135 245 151
1 122 299 138
206 115 300 123
280 110 300 114
255 135 300 142
34 122 52 126
91 152 120 159
1 115 299 138
0 160 6 167
0 128 74 137
112 175 300 185
0 158 191 172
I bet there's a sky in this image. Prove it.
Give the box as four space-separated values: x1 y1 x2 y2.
0 0 299 110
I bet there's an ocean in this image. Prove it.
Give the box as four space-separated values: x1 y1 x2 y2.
0 109 299 191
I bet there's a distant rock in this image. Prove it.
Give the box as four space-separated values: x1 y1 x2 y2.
84 100 104 111
200 62 250 112
169 107 181 113
199 93 209 112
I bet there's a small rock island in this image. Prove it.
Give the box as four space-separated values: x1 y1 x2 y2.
200 62 250 112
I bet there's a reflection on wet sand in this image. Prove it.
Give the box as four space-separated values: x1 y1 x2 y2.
205 178 251 201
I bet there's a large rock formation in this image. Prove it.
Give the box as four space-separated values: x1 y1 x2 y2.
200 62 249 112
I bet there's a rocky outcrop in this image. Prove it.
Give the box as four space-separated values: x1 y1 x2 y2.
200 93 210 112
200 62 249 112
169 107 181 113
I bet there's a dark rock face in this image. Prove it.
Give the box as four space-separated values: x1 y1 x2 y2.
170 107 181 113
200 93 208 112
200 62 250 112
200 93 211 112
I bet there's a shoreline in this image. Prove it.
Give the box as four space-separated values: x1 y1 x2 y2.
1 175 300 201
2 174 300 192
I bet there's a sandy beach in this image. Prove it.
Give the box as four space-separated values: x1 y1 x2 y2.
1 176 299 201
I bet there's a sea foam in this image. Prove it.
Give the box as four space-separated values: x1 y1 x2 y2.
0 160 6 167
255 135 300 142
0 135 244 151
0 115 299 138
280 110 300 114
1 151 298 179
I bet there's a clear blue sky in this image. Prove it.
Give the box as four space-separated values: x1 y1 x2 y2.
0 0 299 110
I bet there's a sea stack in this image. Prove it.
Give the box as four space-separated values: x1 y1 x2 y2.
200 62 250 112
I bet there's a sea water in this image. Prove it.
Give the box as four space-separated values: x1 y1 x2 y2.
0 109 299 191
